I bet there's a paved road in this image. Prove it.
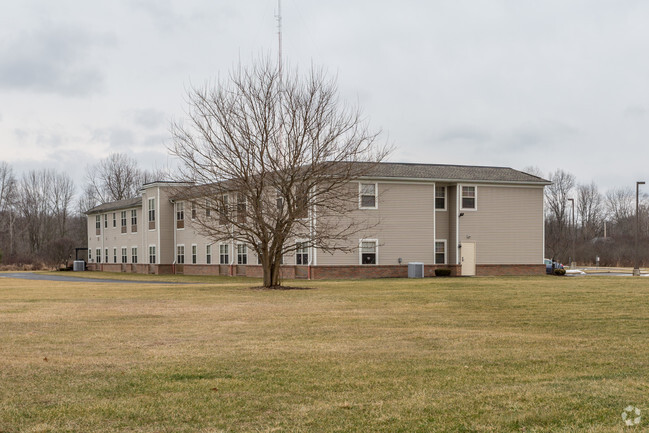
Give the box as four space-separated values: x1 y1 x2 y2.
0 272 186 284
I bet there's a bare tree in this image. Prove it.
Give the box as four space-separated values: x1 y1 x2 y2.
86 153 143 202
576 182 604 241
0 162 17 258
170 60 387 287
544 169 575 260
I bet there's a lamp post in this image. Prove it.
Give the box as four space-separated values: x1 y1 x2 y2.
634 181 645 276
568 198 575 269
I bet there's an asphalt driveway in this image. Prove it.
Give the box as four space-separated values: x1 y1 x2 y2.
0 272 186 284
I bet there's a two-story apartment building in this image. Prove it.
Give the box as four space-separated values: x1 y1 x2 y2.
86 162 550 277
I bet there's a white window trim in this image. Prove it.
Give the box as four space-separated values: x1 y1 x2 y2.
206 244 212 264
148 198 156 231
435 239 447 265
460 184 478 211
148 244 157 264
358 182 378 210
236 243 248 265
435 185 447 211
294 239 310 265
191 243 197 264
131 246 138 264
358 238 379 265
219 243 230 265
121 246 128 264
177 244 185 264
176 202 185 230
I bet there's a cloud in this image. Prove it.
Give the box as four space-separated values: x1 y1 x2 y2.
0 24 113 96
437 126 491 144
624 105 647 118
132 108 167 129
92 127 135 149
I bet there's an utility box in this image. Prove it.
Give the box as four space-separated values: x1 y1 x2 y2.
408 262 424 278
73 261 85 272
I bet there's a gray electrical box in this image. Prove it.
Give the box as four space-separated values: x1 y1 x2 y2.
408 262 424 278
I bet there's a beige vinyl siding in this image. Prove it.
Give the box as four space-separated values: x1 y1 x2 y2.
458 186 544 264
317 182 435 265
447 185 457 264
87 206 143 263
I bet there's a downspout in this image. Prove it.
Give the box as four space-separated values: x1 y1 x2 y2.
456 185 461 265
172 199 177 275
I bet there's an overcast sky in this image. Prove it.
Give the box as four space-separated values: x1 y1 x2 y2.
1 0 648 195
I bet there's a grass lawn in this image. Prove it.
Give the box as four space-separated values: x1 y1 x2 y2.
1 274 648 432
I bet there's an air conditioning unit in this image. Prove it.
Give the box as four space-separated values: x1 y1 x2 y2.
73 260 86 272
408 262 424 278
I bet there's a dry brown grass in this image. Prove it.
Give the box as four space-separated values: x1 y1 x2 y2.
1 275 649 432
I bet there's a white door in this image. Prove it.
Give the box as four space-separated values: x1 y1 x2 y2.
461 242 476 276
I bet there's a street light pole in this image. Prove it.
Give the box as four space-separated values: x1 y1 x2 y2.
634 181 645 276
568 198 575 269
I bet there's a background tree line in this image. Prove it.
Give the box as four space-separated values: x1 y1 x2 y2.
0 154 167 269
530 167 649 267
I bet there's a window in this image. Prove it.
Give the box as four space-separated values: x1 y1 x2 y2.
237 244 247 265
113 213 116 227
435 241 446 264
359 183 377 209
149 245 156 264
131 209 137 227
113 248 117 264
296 242 308 265
295 187 308 219
176 202 184 229
219 195 229 225
237 194 246 223
191 244 197 264
191 201 197 219
219 244 229 264
88 249 92 262
96 248 101 263
360 240 377 265
148 198 156 229
206 245 212 264
205 199 212 218
103 214 108 228
177 245 185 264
461 186 476 210
276 190 284 211
121 247 127 264
131 247 138 264
95 215 101 235
435 186 446 210
121 211 127 233
105 249 108 263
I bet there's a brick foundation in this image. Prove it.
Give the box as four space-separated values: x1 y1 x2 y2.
84 263 544 278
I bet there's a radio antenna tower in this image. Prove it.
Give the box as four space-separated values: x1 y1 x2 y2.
276 0 283 79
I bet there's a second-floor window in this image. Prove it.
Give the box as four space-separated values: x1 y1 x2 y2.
191 202 197 219
359 183 377 209
131 209 137 227
95 216 101 235
148 198 155 229
113 213 116 227
461 186 476 210
103 214 108 228
219 195 229 225
237 194 246 223
435 186 446 210
120 211 127 233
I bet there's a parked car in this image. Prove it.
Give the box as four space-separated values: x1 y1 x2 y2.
544 258 564 274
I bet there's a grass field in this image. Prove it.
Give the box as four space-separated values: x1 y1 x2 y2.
1 273 649 432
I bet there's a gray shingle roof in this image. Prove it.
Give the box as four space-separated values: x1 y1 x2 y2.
86 197 142 214
358 162 549 184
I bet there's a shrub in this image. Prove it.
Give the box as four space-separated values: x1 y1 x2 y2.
435 268 452 277
553 268 566 276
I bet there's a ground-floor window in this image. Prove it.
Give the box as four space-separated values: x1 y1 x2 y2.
435 240 446 264
192 244 197 264
237 244 247 265
113 248 117 264
96 248 101 263
296 242 308 265
149 245 156 264
88 249 92 262
105 249 108 263
206 245 212 264
219 244 229 264
131 247 138 264
177 245 185 264
121 248 127 264
360 239 377 265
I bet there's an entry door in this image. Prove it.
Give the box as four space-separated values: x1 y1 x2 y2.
461 242 476 276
